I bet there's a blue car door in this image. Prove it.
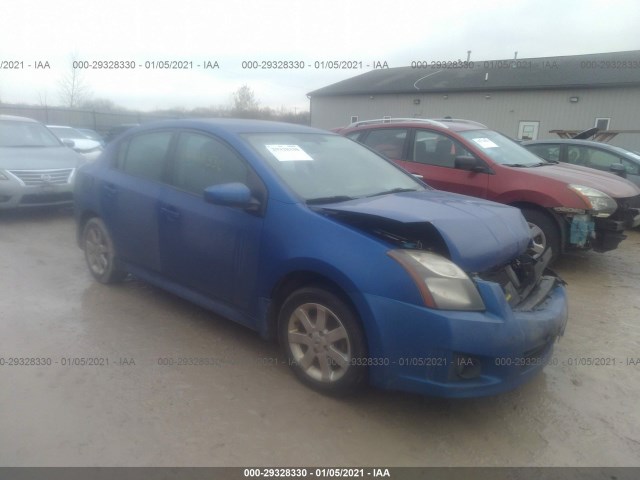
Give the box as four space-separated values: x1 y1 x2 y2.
100 130 174 272
158 131 265 318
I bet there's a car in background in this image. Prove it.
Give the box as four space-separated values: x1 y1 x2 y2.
78 128 105 146
74 118 568 398
0 115 85 209
522 139 640 187
338 118 640 261
47 125 103 161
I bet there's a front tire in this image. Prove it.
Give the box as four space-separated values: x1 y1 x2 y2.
82 217 126 284
278 287 368 396
521 208 560 263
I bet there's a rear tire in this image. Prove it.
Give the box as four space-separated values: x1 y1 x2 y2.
82 217 127 284
521 208 560 263
278 287 368 396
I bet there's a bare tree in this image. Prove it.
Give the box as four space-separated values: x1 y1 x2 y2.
232 85 259 114
58 55 91 108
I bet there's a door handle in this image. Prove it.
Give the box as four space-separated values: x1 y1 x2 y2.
102 183 117 197
160 205 181 221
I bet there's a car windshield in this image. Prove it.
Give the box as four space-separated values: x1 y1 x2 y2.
460 129 549 166
0 120 62 147
243 133 425 202
48 126 86 139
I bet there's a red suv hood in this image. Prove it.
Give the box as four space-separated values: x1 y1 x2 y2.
518 163 640 199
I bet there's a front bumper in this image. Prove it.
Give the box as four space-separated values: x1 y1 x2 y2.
361 278 568 398
0 181 74 209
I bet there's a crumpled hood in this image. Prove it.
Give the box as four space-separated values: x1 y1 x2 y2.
320 190 531 272
0 146 84 170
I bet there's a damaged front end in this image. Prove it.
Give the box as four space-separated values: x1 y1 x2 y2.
558 194 640 253
316 202 568 396
320 205 563 315
477 248 565 313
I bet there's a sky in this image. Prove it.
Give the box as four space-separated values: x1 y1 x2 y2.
1 0 639 112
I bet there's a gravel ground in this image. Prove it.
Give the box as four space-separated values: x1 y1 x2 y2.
0 207 638 467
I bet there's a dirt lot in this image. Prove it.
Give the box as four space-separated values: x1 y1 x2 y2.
0 207 639 467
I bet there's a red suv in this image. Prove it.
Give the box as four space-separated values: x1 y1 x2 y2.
338 118 640 260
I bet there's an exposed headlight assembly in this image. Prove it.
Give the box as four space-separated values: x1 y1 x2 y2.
568 184 617 217
388 250 485 311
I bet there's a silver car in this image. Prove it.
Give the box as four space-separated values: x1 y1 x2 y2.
0 115 85 209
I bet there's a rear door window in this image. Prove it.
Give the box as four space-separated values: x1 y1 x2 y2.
117 131 173 182
359 128 408 159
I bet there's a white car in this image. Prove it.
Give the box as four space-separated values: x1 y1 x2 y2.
46 125 103 161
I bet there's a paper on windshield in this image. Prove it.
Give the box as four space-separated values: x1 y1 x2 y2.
472 138 499 149
266 144 313 161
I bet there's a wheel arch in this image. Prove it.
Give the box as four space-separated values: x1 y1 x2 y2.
508 201 567 253
76 209 100 247
263 270 371 354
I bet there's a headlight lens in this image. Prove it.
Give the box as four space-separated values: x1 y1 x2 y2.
388 250 485 311
568 184 617 217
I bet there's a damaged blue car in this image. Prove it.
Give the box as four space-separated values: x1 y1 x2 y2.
74 119 568 397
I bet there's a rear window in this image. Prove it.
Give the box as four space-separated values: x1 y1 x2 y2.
116 131 173 182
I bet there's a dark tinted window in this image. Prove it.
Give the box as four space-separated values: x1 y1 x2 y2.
526 144 561 162
171 132 248 195
118 131 172 181
360 128 407 159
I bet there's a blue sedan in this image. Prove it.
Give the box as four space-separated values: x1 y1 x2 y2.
74 119 568 397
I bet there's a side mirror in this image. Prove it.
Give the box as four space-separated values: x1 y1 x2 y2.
203 183 261 214
204 182 252 206
609 163 627 178
455 155 485 172
62 139 75 148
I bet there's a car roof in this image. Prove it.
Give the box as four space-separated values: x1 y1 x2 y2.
0 114 40 123
523 139 614 147
342 118 487 133
522 139 640 158
131 118 327 135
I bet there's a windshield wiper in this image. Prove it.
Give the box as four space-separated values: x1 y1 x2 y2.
505 161 555 167
306 195 356 205
367 187 418 197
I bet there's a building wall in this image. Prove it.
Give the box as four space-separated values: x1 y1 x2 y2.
310 86 640 151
